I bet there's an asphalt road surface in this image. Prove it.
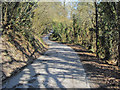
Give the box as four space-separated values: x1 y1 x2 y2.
3 32 90 89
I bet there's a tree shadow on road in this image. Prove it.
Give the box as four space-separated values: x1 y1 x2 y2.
3 45 89 89
65 44 120 89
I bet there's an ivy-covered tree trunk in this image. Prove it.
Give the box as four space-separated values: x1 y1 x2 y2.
117 2 120 66
118 31 120 66
73 14 77 43
95 2 99 58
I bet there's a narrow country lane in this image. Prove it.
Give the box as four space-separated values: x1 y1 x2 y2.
3 32 90 88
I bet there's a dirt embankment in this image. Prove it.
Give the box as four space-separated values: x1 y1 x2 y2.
65 43 120 89
1 34 48 81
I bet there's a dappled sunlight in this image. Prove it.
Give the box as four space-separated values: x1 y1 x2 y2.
2 1 120 89
3 33 90 89
66 44 120 89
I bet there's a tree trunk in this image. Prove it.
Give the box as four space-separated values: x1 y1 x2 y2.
116 2 120 66
118 31 120 66
95 2 99 58
72 14 76 43
118 11 120 66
